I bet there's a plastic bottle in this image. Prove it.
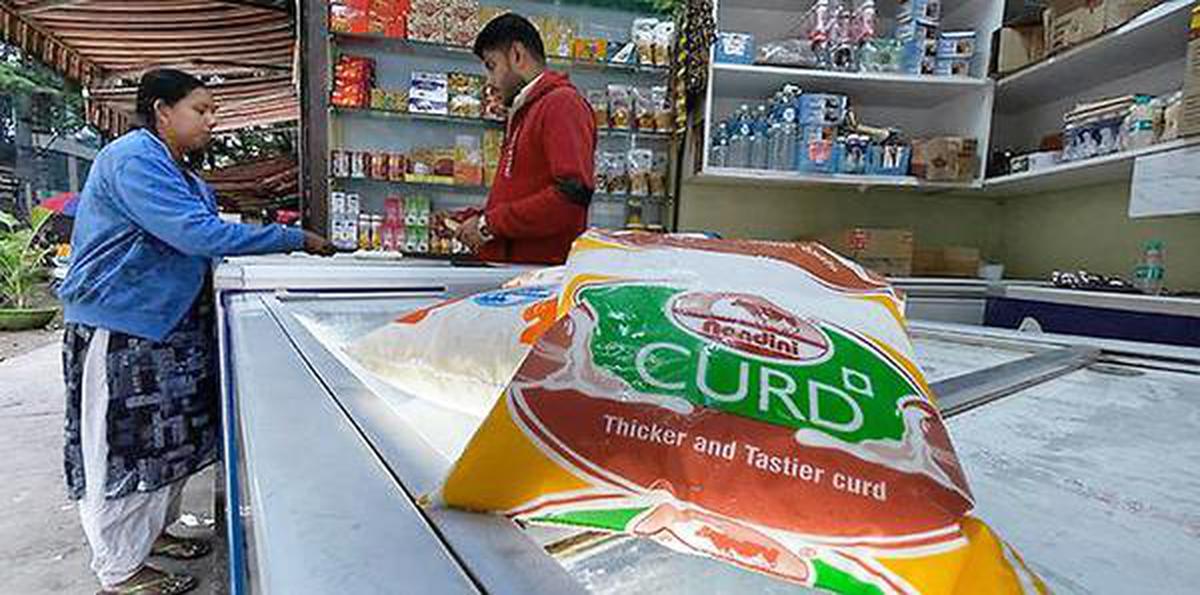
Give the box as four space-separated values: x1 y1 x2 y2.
710 121 730 168
1134 240 1166 295
727 105 753 169
750 105 770 170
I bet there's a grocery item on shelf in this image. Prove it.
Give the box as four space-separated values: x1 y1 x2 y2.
409 71 449 115
858 38 904 72
436 229 1046 594
608 84 633 130
911 136 978 181
329 191 360 250
331 55 375 108
330 0 369 34
714 31 756 64
448 72 485 119
454 134 484 186
481 84 507 121
819 226 914 276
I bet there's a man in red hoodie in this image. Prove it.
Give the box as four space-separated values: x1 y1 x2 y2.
446 13 596 265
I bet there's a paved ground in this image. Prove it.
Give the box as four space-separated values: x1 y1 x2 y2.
0 342 227 595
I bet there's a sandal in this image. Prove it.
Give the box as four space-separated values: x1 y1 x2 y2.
150 535 211 560
97 567 197 595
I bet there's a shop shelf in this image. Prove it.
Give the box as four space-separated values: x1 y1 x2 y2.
333 32 670 77
995 0 1194 113
982 137 1200 195
711 63 989 108
332 106 674 140
691 166 979 191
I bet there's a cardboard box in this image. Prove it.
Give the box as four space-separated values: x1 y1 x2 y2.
911 137 978 181
992 24 1046 74
1102 0 1161 30
1180 4 1200 137
818 227 915 277
914 247 982 277
1044 0 1105 52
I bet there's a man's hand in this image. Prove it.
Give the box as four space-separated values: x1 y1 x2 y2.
303 231 337 256
456 215 487 252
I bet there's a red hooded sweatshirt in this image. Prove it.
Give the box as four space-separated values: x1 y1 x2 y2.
474 71 596 265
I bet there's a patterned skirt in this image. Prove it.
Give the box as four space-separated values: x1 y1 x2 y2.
62 294 220 501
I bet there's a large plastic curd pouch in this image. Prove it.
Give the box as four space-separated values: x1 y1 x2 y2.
435 231 1047 594
345 281 560 417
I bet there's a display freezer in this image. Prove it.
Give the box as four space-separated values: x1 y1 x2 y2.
215 255 1200 594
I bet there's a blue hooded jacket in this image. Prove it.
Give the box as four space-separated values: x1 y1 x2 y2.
59 129 305 341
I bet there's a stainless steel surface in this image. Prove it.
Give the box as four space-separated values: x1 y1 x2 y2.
224 294 478 594
265 295 589 595
932 346 1101 417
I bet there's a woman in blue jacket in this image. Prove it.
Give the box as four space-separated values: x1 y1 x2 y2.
58 69 334 595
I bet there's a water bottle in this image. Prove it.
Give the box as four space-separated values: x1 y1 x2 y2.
710 121 730 168
728 105 753 169
1133 240 1166 295
750 105 770 170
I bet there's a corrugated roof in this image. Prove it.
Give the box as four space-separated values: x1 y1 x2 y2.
4 0 297 135
202 154 297 212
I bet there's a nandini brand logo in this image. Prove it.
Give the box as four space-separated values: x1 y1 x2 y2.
669 292 831 364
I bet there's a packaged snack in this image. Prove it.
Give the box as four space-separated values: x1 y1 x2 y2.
330 0 369 34
410 71 449 115
651 86 672 132
605 150 630 194
608 84 632 130
633 88 656 131
435 230 1047 595
651 150 670 196
633 18 658 65
482 84 508 121
372 150 391 179
390 153 407 182
587 89 610 129
898 0 941 23
629 148 654 196
653 20 676 67
594 150 612 195
434 147 456 179
625 197 644 227
454 134 484 186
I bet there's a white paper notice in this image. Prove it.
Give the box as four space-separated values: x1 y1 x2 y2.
1129 143 1200 218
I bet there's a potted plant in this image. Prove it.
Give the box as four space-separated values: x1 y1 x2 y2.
0 210 58 331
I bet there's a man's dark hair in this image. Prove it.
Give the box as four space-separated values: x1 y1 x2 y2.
473 13 546 63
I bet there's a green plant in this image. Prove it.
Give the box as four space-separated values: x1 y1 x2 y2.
0 210 53 309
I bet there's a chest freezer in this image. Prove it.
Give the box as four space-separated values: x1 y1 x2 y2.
214 255 1200 594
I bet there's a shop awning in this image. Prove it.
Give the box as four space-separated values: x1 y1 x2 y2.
2 0 297 135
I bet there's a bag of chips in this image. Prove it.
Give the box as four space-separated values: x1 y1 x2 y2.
346 283 560 418
435 230 1046 594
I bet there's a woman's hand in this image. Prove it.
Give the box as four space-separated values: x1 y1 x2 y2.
303 231 337 256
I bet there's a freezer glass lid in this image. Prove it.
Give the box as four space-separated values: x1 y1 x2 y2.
274 297 1198 593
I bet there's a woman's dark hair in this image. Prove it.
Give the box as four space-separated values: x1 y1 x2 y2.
135 68 206 133
473 13 545 63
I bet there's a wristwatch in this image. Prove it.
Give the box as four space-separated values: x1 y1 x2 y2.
477 214 495 242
